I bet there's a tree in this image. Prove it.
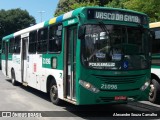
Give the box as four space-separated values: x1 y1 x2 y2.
123 0 160 22
54 0 111 16
0 8 36 42
54 0 96 16
54 0 160 22
107 0 160 22
98 0 112 6
106 0 127 8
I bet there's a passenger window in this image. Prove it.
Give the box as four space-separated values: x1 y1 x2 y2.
37 27 48 53
49 24 62 52
9 38 15 53
14 36 21 54
29 30 37 53
2 41 5 54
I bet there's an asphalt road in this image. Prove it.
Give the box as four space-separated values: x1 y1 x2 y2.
0 70 160 120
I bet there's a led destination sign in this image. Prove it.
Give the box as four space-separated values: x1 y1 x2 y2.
88 9 145 24
95 11 140 23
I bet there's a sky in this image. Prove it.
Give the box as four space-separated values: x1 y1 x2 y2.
0 0 59 23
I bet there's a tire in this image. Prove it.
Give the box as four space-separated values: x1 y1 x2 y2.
149 79 160 103
49 81 61 105
11 69 18 86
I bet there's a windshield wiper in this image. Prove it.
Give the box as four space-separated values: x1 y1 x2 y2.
98 21 112 43
98 21 110 34
98 21 114 53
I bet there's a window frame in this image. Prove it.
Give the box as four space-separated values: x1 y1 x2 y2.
2 41 6 54
29 30 37 54
48 24 62 53
9 38 15 54
14 36 21 54
37 27 48 53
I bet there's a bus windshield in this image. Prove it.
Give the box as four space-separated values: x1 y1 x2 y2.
81 24 149 70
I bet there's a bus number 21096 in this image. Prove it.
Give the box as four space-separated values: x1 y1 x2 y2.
101 84 117 90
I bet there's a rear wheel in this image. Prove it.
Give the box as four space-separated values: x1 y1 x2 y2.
49 81 61 105
149 79 160 103
11 69 18 86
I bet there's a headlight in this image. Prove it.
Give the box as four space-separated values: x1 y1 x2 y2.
79 80 100 93
140 80 150 91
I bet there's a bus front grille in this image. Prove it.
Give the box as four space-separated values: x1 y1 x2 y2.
92 74 145 84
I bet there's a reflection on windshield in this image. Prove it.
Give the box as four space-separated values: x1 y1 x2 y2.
82 24 149 70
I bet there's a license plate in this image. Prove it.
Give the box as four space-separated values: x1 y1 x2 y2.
115 96 127 101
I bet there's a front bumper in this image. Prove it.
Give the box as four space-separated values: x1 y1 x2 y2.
77 85 150 105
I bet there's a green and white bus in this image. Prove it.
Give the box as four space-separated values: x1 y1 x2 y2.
1 7 151 105
149 22 160 103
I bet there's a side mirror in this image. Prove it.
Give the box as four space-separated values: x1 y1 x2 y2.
78 26 86 40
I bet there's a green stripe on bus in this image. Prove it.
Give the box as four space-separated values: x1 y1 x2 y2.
2 34 14 41
8 54 12 60
44 20 50 27
152 65 160 69
1 54 12 60
72 7 84 16
1 54 5 60
63 18 78 26
42 54 63 69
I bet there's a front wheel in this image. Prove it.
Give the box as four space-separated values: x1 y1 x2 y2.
149 79 160 103
50 82 61 105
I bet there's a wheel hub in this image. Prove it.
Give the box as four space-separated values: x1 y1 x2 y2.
51 86 57 100
149 84 155 97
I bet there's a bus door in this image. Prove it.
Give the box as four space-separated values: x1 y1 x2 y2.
64 25 77 101
21 37 28 84
5 41 9 76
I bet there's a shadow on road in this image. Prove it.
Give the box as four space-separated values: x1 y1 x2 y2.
5 78 160 119
5 79 50 102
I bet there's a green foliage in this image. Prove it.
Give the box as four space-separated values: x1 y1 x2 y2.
70 0 98 10
0 8 36 42
54 0 96 16
54 0 111 16
107 0 160 22
54 0 160 22
107 0 127 8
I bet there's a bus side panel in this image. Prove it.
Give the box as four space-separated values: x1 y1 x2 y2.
7 60 12 79
12 54 22 83
26 54 37 89
1 59 5 75
2 53 12 78
7 54 13 78
26 54 45 91
35 54 43 90
40 68 64 98
40 53 64 99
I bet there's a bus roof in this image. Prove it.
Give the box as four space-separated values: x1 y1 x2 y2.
2 6 147 41
149 22 160 28
2 7 84 41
